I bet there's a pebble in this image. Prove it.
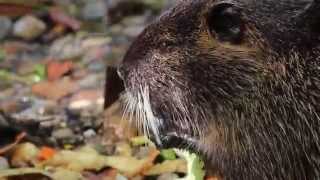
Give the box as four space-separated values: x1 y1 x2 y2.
82 0 107 20
0 157 9 170
68 89 104 113
121 16 146 37
78 74 103 89
49 35 83 59
13 15 46 40
83 129 96 138
39 118 62 129
88 61 106 72
50 34 110 60
52 128 75 140
123 26 145 37
0 16 12 40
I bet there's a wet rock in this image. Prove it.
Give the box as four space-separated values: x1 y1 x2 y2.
87 61 106 72
0 16 12 40
82 0 107 20
0 157 9 170
49 34 110 60
13 15 46 40
82 45 111 65
78 73 104 89
49 34 82 59
68 89 104 113
123 26 145 37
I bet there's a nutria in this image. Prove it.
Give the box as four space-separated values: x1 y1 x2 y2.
104 0 320 179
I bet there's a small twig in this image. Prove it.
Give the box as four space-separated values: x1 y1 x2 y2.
0 132 26 155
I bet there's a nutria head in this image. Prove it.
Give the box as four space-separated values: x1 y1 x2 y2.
105 0 320 179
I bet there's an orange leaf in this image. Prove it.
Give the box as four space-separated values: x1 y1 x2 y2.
38 146 56 161
47 61 73 81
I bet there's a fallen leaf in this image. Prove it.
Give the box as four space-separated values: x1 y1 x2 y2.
47 61 73 81
11 143 39 167
38 146 56 161
104 148 160 177
41 146 159 177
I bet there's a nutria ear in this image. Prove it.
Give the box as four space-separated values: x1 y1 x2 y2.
297 0 320 32
207 3 244 43
104 67 125 109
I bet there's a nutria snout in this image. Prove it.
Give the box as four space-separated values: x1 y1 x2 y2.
105 0 320 179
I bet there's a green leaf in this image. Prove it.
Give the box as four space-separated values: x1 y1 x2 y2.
33 64 46 81
174 149 205 180
160 149 177 160
130 136 154 146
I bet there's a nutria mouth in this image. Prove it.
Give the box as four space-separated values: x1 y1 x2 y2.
158 132 199 149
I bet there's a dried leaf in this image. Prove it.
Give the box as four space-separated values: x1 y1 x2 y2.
37 147 56 161
47 61 73 81
143 159 187 176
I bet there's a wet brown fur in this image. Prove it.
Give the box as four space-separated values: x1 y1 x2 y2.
105 0 320 179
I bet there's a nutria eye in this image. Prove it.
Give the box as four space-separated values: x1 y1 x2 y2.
207 4 244 43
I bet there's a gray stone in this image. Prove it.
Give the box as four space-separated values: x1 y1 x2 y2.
0 16 12 40
82 0 107 20
52 128 75 140
83 129 96 138
121 16 147 37
13 15 46 40
40 118 62 129
78 74 102 89
123 26 145 37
